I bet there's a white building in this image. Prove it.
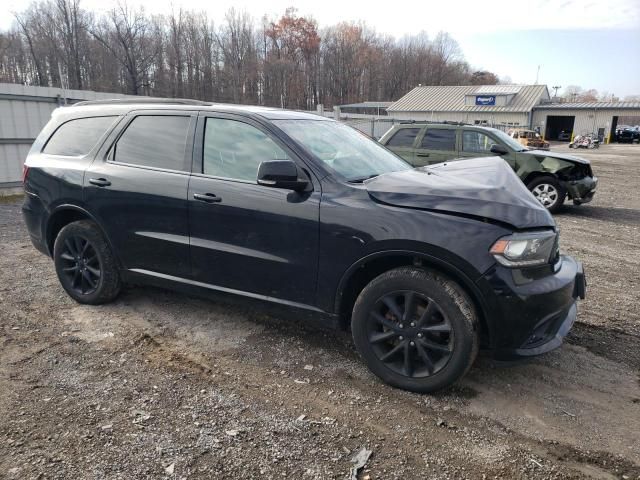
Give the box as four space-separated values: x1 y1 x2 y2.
532 102 640 142
386 84 549 128
387 84 640 142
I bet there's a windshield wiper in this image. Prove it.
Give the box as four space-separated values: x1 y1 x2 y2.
348 174 379 183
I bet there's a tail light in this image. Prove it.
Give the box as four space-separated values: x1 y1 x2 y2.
22 164 30 184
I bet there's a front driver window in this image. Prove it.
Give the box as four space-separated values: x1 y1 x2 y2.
203 118 289 181
462 131 494 153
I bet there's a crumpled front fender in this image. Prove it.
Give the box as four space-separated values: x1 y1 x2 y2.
540 156 576 174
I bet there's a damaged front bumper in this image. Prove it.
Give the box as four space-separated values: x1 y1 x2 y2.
479 255 586 360
564 176 598 205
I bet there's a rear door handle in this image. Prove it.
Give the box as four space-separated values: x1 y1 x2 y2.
193 192 222 203
416 153 430 157
89 177 111 187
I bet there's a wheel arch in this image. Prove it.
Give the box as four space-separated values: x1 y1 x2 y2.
334 250 492 347
522 171 558 187
45 205 120 267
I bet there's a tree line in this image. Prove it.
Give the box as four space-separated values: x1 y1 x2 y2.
559 85 640 103
0 0 502 108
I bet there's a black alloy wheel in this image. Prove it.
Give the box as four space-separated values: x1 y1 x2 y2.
53 220 121 304
59 235 101 295
368 291 453 378
351 267 478 393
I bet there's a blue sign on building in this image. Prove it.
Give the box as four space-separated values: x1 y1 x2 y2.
475 95 496 106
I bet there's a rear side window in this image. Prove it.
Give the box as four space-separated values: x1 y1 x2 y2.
421 129 456 150
386 128 420 147
113 116 191 171
43 116 116 156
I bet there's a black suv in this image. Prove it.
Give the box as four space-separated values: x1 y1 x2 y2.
22 100 586 393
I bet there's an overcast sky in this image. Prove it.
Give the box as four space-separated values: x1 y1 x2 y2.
2 0 639 97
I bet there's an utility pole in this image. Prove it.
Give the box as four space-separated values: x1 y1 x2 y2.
535 65 541 84
552 85 562 98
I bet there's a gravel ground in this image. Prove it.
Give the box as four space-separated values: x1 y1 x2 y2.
1 143 639 479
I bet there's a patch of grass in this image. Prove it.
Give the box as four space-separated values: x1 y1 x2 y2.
0 193 24 204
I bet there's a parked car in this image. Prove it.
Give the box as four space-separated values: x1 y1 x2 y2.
507 129 550 150
22 100 586 393
379 122 597 213
557 131 572 141
616 126 640 143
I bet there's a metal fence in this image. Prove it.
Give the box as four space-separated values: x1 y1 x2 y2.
306 110 402 139
338 117 400 139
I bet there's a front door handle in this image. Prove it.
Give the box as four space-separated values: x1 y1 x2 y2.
193 192 222 203
89 177 111 187
416 153 430 157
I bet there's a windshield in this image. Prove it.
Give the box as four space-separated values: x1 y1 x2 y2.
488 128 529 152
273 120 411 182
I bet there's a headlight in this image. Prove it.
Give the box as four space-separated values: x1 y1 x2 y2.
490 231 558 268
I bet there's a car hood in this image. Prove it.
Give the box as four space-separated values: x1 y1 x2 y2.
523 149 590 165
365 156 555 229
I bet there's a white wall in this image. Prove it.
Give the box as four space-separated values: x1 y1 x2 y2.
0 83 132 185
532 108 640 141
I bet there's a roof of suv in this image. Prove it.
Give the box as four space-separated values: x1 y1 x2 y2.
56 100 330 122
387 122 505 134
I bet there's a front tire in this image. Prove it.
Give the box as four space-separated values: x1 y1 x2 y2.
53 220 121 304
527 175 566 213
351 267 479 393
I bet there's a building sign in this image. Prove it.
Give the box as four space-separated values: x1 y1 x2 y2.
475 95 496 106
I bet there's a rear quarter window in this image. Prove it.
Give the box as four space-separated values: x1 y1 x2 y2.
43 116 117 156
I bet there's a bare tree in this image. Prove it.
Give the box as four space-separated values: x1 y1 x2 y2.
13 11 46 85
215 8 258 103
52 0 88 89
89 3 160 94
1 1 503 107
263 8 320 108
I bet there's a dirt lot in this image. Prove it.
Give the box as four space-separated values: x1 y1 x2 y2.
1 143 639 479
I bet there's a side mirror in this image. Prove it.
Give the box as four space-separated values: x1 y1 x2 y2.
257 160 310 191
490 144 509 156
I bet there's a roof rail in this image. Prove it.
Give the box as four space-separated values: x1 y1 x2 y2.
398 120 470 126
72 98 213 107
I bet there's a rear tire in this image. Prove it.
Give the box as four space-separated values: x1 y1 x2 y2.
351 267 479 393
527 175 566 213
53 220 121 304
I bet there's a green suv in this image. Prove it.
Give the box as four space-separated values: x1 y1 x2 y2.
379 122 597 213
